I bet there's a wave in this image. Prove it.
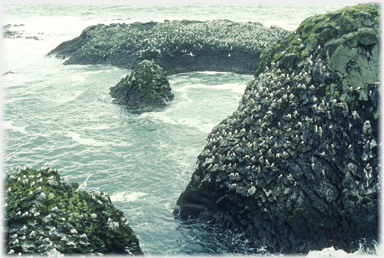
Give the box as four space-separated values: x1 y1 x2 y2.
173 83 246 94
110 191 147 202
307 240 380 256
3 120 28 134
66 131 108 146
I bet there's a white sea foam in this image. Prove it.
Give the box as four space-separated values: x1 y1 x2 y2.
67 131 107 146
55 90 83 104
307 243 381 257
3 121 27 134
69 74 86 83
110 191 147 202
173 83 246 95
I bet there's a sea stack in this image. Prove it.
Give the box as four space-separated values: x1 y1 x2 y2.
174 3 379 254
110 59 174 112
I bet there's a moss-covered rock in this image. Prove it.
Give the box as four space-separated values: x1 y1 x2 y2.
175 3 379 254
47 20 289 75
109 59 173 111
5 164 143 255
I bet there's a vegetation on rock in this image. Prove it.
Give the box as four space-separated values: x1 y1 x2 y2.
175 3 379 254
48 20 289 75
110 59 174 111
5 164 143 255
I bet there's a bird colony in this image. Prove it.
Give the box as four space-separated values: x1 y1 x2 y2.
48 20 289 74
175 3 379 254
109 59 174 110
5 164 142 255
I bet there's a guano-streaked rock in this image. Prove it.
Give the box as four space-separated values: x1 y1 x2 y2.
175 3 379 254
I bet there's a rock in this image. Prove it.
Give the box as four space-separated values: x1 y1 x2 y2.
175 3 379 254
47 20 289 75
3 71 14 76
109 59 173 112
5 164 143 255
357 27 379 45
3 24 42 40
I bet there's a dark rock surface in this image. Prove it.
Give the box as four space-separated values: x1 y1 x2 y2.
47 20 289 75
174 3 379 254
110 59 174 111
3 24 42 40
5 164 143 255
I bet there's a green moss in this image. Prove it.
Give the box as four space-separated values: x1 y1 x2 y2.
334 88 340 97
325 84 330 96
344 72 352 86
374 110 379 120
254 3 380 78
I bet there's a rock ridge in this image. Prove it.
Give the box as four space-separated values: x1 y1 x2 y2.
47 19 289 75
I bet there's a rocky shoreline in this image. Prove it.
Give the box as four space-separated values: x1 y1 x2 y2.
47 20 289 75
174 3 379 254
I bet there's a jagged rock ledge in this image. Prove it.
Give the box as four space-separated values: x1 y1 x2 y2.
47 19 289 75
5 164 143 255
174 3 379 254
110 59 174 111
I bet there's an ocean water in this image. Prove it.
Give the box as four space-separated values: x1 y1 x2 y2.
2 1 380 256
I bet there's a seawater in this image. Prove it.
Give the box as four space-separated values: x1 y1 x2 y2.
2 1 380 256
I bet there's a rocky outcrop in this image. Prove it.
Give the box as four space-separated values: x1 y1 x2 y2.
174 3 379 254
5 164 143 255
110 59 174 111
47 20 289 75
3 24 42 40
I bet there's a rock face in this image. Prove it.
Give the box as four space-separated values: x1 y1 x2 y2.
174 3 379 254
47 20 289 75
5 164 143 255
110 59 174 111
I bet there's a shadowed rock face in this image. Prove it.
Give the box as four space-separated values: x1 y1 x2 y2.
109 59 174 112
5 164 143 255
47 20 289 75
174 3 379 254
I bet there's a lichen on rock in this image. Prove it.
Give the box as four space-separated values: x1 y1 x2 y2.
174 3 379 254
110 59 174 111
5 164 143 255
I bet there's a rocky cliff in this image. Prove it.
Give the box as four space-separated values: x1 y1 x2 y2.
5 164 143 255
174 3 380 254
47 20 288 75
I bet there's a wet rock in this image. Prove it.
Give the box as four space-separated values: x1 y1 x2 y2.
175 3 379 255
